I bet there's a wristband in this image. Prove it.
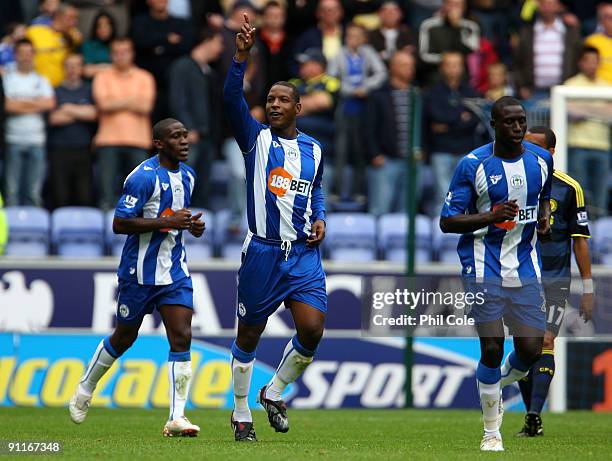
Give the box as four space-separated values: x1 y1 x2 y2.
582 278 594 294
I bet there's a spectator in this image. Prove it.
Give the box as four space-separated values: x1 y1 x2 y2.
48 53 97 208
368 1 415 64
82 11 116 79
0 23 27 75
364 50 419 217
468 0 513 63
26 3 82 87
2 38 55 206
484 62 513 101
169 28 224 208
418 0 480 85
293 0 344 75
328 22 387 201
131 0 193 121
584 2 612 84
513 0 581 100
565 46 611 218
30 0 59 26
423 51 479 215
286 0 318 39
289 48 340 203
257 1 293 104
92 37 155 210
405 0 443 33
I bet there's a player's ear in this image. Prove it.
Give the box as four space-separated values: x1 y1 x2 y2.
550 147 555 156
153 138 163 151
295 101 301 116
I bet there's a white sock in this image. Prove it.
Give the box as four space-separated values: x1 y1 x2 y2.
79 337 118 395
168 357 192 421
500 351 528 388
232 357 254 422
266 336 314 401
478 380 501 437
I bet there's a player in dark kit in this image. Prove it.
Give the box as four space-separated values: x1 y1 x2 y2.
517 126 594 436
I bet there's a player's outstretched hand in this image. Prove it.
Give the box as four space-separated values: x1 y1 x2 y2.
491 200 518 223
307 220 326 247
580 292 594 323
189 211 206 238
236 13 256 53
166 208 192 230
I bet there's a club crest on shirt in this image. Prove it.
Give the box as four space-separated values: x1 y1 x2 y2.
510 174 525 189
268 166 311 197
550 198 557 213
286 148 299 160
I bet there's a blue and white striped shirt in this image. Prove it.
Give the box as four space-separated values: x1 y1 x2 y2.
223 58 326 243
441 141 553 286
115 156 196 285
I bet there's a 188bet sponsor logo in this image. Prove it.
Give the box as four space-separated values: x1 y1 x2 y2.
268 167 310 197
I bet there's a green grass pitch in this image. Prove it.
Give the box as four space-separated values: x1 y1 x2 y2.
1 408 611 460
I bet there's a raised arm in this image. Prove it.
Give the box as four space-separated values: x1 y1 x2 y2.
222 13 263 154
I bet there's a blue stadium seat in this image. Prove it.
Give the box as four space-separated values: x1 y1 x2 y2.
52 207 105 258
183 208 214 260
105 210 126 257
215 209 248 260
378 214 433 263
593 218 612 265
5 206 50 257
433 218 460 264
325 213 377 262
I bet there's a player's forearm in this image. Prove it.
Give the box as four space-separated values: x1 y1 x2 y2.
440 212 495 234
573 237 592 280
113 216 174 235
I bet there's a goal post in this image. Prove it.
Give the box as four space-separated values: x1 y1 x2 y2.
548 85 612 413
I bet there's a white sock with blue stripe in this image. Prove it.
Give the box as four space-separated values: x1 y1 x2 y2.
168 351 192 421
266 335 315 402
500 350 529 388
477 362 501 437
231 342 255 423
79 336 120 395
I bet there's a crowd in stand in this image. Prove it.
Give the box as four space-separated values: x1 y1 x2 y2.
0 0 610 230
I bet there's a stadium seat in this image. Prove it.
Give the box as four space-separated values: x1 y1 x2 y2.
105 210 126 257
378 214 433 263
4 206 50 257
593 218 612 265
432 219 461 264
183 208 214 260
52 207 105 258
325 213 377 262
215 209 248 260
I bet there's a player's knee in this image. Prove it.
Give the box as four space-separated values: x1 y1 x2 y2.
543 332 555 351
481 339 504 367
236 326 264 352
297 322 324 350
112 330 138 354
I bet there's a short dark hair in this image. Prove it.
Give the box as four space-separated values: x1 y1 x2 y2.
527 125 556 149
580 45 600 60
491 96 524 121
192 27 219 49
110 36 133 48
14 38 33 52
153 118 182 141
270 81 300 103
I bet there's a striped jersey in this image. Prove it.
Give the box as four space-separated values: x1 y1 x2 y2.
441 141 553 286
115 156 196 285
223 58 325 242
541 170 590 285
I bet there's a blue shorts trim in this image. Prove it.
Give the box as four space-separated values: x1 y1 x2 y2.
237 238 327 325
116 276 193 323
